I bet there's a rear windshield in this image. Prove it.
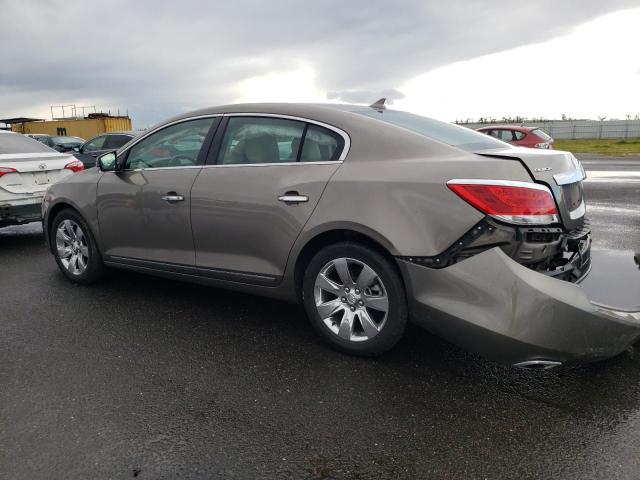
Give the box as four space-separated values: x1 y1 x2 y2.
52 136 83 144
356 109 510 152
0 133 55 154
532 128 552 141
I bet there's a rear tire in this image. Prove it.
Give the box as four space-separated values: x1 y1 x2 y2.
302 242 408 356
50 209 104 284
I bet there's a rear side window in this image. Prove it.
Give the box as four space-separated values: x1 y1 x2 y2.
300 125 344 162
217 117 305 165
513 131 526 140
83 135 108 152
104 134 133 150
0 133 54 154
532 128 552 141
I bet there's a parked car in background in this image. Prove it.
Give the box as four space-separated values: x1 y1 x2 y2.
41 102 639 367
25 133 53 144
26 134 85 152
0 131 83 228
476 125 554 149
72 132 137 168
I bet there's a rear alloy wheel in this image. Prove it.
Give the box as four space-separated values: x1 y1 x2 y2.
303 243 407 356
51 209 103 284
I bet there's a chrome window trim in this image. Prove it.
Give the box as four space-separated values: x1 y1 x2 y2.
222 112 351 162
110 112 350 173
115 114 223 158
446 178 552 192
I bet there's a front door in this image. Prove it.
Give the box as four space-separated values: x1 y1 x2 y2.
96 116 218 265
191 116 346 284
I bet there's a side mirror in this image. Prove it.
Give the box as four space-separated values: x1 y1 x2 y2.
97 151 118 172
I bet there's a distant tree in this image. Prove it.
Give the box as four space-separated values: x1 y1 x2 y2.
561 114 567 121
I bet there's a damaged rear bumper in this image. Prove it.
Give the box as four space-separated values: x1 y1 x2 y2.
398 247 640 366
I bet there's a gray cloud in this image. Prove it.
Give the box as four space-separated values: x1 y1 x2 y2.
0 0 637 126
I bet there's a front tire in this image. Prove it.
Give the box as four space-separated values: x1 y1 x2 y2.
302 242 408 356
51 209 104 284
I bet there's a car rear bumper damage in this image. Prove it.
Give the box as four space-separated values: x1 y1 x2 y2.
0 198 43 227
399 247 640 367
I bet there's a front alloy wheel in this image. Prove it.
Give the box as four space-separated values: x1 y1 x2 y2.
56 219 89 275
51 209 103 284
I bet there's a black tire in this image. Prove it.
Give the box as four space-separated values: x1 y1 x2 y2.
50 208 104 284
302 242 408 356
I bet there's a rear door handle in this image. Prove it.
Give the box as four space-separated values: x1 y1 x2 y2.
278 194 308 204
161 194 185 202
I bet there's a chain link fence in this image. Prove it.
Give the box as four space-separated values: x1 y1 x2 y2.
459 120 640 140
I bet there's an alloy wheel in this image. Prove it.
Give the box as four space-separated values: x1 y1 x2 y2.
314 257 389 342
55 219 89 276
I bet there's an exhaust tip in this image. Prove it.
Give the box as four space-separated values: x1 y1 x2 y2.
513 360 562 370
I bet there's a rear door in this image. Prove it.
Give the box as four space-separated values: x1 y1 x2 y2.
96 117 218 264
191 115 347 284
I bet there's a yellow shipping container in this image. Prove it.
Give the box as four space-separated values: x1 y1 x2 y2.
11 116 132 140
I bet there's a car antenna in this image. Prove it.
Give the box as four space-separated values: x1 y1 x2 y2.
369 98 386 110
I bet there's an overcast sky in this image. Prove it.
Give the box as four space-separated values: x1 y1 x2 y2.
1 0 639 127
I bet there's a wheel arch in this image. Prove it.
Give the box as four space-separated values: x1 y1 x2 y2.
291 225 401 302
45 201 98 254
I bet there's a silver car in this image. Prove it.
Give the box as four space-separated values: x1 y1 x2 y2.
42 102 640 367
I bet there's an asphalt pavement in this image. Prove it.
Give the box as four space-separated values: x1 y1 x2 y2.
1 155 639 479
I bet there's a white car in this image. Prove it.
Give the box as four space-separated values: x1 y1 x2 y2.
0 131 83 228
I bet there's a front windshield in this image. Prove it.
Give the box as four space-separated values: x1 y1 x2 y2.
356 109 511 152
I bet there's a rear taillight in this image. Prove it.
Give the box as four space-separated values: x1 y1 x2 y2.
0 167 18 177
64 160 84 173
534 142 550 149
447 179 559 225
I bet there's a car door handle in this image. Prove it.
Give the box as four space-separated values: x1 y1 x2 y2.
278 194 308 204
161 194 185 202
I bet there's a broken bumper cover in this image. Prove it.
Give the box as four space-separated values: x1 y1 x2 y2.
398 247 640 365
0 200 42 227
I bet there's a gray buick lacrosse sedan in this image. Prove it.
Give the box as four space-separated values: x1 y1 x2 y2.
42 101 640 367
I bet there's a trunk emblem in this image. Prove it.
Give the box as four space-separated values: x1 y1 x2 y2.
38 163 47 170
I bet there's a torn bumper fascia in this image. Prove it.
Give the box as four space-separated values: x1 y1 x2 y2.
398 247 640 365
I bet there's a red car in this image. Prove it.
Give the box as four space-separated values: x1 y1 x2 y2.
476 125 554 149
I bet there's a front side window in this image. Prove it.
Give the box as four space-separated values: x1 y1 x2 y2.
217 117 305 165
125 118 214 170
83 135 107 152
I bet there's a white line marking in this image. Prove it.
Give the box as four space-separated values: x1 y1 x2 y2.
587 204 639 215
584 170 640 183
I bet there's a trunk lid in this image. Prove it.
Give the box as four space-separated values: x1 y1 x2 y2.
476 147 586 230
0 152 74 195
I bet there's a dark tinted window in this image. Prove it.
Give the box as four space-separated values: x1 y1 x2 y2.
300 125 344 162
218 117 305 165
126 118 214 169
104 134 133 150
0 133 55 154
357 110 509 152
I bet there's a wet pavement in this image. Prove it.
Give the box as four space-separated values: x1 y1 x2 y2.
1 155 639 479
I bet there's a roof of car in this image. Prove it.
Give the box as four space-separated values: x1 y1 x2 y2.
477 125 536 131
